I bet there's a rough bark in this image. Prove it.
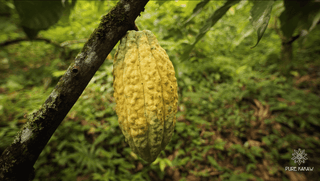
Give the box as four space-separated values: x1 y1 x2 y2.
0 0 149 180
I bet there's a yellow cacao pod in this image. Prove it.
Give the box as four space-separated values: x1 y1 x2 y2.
112 30 178 163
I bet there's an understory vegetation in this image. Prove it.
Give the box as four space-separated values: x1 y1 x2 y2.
1 1 319 181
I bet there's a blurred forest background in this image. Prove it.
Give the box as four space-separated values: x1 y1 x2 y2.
0 0 320 180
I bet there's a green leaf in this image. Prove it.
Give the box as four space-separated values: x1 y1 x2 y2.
21 26 40 40
290 71 299 77
214 138 226 151
279 0 301 38
250 0 274 48
183 0 210 25
178 156 190 166
309 10 320 31
262 136 271 146
246 163 256 172
164 158 173 167
13 0 65 39
52 70 66 77
155 0 167 7
181 0 240 60
278 0 319 38
159 159 166 172
207 155 222 170
294 1 320 33
93 133 108 146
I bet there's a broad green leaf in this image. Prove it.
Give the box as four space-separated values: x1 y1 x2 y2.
297 1 320 34
278 0 319 38
232 28 254 48
183 0 210 25
309 10 320 31
250 0 274 48
13 0 65 39
181 0 240 61
279 1 300 38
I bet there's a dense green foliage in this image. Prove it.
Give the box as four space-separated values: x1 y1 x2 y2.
1 1 319 180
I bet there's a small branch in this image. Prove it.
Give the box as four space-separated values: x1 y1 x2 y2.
0 37 62 48
60 39 88 47
273 16 303 45
283 34 300 45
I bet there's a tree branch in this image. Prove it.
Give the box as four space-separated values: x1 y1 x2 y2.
0 0 149 180
283 34 300 45
0 37 62 48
